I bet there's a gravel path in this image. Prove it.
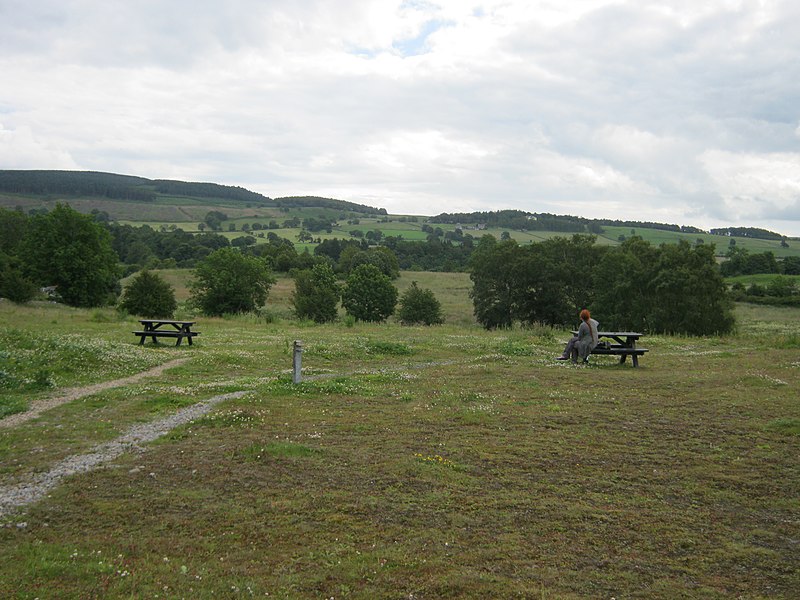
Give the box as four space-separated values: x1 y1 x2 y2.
0 358 463 518
0 358 188 429
0 390 249 518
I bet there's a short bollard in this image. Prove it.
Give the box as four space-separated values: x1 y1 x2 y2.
292 340 303 384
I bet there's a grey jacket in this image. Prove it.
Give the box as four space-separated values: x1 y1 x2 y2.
577 318 599 359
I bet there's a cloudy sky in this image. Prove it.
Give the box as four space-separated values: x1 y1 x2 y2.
1 1 799 235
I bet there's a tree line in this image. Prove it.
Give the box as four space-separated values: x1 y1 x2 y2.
429 209 793 239
430 209 590 232
719 246 800 277
0 170 390 216
0 205 444 325
0 204 789 331
469 234 734 336
0 170 155 202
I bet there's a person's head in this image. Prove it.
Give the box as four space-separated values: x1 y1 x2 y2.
579 309 591 322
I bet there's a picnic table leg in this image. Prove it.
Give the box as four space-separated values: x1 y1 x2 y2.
632 353 639 367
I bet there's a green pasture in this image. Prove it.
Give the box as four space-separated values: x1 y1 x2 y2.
599 226 800 258
725 273 800 287
1 272 798 598
5 192 800 259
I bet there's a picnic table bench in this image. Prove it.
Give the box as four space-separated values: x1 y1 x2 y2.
133 319 199 346
573 331 648 367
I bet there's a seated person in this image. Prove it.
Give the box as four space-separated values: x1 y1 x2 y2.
556 309 599 363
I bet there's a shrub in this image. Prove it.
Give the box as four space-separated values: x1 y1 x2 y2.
119 270 177 318
291 263 340 323
0 259 37 304
341 264 397 322
190 248 276 316
398 281 444 325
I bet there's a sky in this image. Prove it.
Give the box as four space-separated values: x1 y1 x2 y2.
1 0 799 236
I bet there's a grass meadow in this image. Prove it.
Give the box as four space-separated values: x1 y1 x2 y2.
0 273 798 599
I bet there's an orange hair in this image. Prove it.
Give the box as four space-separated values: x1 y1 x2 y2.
580 309 591 322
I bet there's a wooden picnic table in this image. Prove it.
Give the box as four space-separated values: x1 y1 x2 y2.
573 330 648 367
133 319 199 346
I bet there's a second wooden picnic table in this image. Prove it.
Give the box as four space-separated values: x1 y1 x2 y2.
134 319 199 346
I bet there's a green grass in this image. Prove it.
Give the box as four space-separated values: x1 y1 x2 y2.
0 287 798 598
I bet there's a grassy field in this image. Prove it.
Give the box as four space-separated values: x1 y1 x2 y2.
1 276 799 598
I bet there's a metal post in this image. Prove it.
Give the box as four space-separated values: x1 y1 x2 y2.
292 340 303 383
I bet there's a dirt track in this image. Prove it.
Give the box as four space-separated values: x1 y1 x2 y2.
0 358 188 429
0 390 249 518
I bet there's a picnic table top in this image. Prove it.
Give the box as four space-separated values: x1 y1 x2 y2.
597 331 643 337
572 330 644 337
138 319 196 325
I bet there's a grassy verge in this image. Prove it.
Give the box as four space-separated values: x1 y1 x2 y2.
0 300 798 598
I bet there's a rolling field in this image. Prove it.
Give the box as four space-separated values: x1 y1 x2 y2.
0 274 798 598
4 192 800 258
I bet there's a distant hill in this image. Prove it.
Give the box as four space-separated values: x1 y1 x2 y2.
0 169 793 242
0 170 387 215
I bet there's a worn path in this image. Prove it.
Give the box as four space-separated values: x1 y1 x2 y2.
0 390 249 518
0 358 188 429
0 359 464 518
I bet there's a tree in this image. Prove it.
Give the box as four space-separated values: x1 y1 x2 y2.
341 264 397 322
20 203 119 307
398 282 444 325
594 239 734 335
348 246 400 279
119 270 177 318
189 248 276 316
782 256 800 275
0 252 37 304
204 211 227 231
0 207 27 254
469 235 520 328
470 233 733 336
291 263 340 323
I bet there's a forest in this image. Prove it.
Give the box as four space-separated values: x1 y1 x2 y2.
0 171 387 215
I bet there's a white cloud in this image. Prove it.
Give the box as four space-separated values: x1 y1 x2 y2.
1 0 800 234
0 122 78 169
700 150 800 218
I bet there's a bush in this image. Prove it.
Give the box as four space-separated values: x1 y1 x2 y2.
398 281 444 325
291 263 340 323
0 259 37 304
190 248 276 316
341 264 397 322
119 270 177 318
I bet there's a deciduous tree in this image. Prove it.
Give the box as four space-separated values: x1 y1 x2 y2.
398 282 444 325
291 263 340 323
341 264 397 322
20 204 119 307
119 270 177 318
189 248 275 316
